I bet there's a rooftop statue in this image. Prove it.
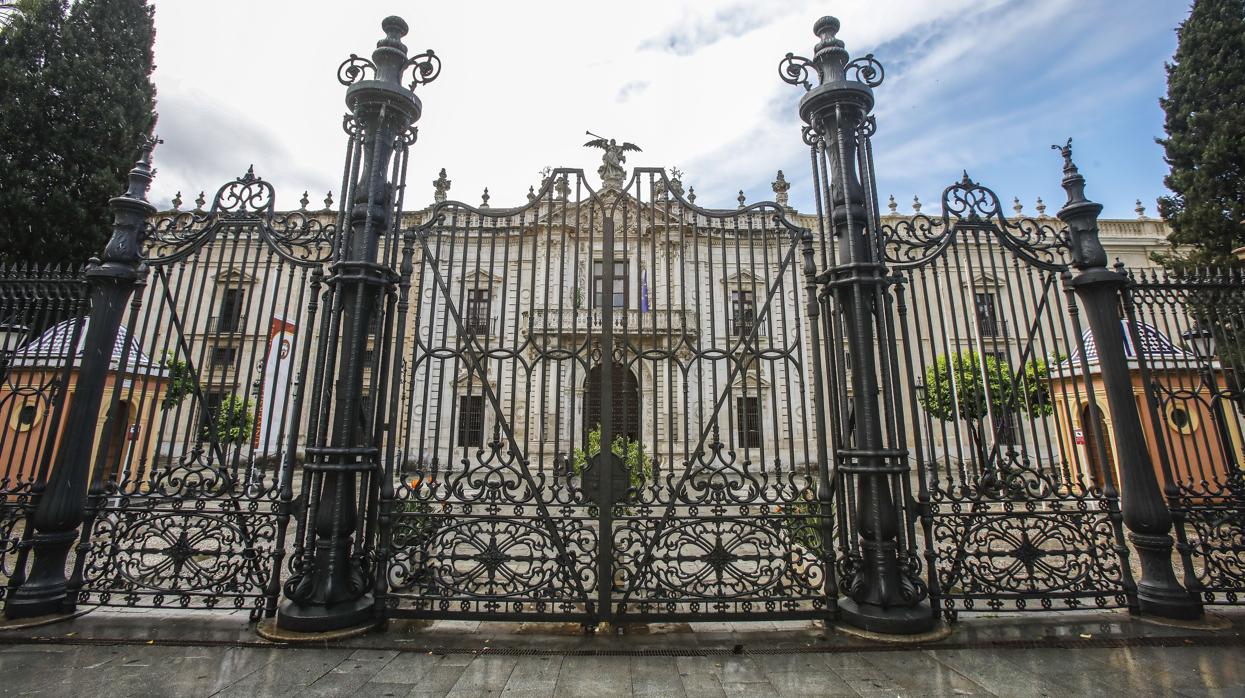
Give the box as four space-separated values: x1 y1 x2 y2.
584 131 641 190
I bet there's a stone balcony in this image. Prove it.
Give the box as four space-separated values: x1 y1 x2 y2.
525 308 700 337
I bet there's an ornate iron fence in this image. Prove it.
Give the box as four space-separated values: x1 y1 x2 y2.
69 171 334 617
1124 266 1245 605
884 176 1135 619
382 169 831 623
0 264 89 599
7 12 1234 634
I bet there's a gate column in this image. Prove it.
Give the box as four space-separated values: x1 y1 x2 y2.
277 16 438 633
784 17 933 634
4 140 156 619
1056 141 1203 620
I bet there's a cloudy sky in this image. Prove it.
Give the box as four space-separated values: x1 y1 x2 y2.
147 0 1191 219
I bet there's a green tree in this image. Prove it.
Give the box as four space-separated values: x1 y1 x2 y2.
1155 0 1245 266
918 351 1054 465
206 394 254 446
159 352 197 410
0 0 156 266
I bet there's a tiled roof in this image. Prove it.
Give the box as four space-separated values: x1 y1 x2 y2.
1063 320 1192 367
9 318 160 373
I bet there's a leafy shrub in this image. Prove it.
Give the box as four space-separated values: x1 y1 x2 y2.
570 424 653 490
160 352 197 410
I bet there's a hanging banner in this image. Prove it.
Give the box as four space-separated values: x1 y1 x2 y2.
253 315 297 454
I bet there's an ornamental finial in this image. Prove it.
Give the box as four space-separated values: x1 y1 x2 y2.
772 170 790 208
1053 137 1088 205
781 15 883 92
812 16 848 83
433 167 451 203
122 135 160 201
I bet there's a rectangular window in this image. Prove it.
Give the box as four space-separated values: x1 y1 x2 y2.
457 395 485 448
736 397 762 449
592 260 628 309
218 288 245 333
731 290 756 337
465 288 492 335
974 292 999 337
210 346 237 368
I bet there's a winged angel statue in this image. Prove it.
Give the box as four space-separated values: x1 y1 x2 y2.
584 131 641 190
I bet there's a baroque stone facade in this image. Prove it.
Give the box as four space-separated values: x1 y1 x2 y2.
112 163 1171 484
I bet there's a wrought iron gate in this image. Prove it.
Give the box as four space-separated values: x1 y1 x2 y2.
381 169 832 622
71 171 333 617
884 176 1136 618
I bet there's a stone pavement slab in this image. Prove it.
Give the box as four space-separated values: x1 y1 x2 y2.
0 608 1242 696
1 640 1244 697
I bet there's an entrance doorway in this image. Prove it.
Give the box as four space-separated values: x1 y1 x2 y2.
1081 403 1116 488
584 362 640 443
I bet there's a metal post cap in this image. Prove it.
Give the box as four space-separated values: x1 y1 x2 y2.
380 16 409 44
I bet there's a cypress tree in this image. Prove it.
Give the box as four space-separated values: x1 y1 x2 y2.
0 0 155 266
1156 0 1245 266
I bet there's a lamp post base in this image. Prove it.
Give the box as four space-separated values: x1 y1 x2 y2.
838 597 935 635
276 594 376 634
1137 586 1204 621
4 531 78 620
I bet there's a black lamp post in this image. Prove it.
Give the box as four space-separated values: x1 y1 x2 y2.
1182 325 1216 361
5 140 157 619
276 16 439 633
1058 141 1203 620
780 17 934 634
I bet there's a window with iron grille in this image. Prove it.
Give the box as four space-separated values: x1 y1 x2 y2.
736 396 762 448
592 260 628 309
974 291 999 337
465 288 491 335
731 290 756 336
218 288 245 333
457 395 485 448
210 345 237 367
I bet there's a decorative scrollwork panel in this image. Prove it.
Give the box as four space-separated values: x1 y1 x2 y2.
78 504 279 613
928 504 1129 616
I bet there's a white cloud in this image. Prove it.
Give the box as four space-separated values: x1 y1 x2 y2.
144 0 1182 218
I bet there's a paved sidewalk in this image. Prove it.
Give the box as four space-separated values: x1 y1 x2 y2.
0 608 1242 696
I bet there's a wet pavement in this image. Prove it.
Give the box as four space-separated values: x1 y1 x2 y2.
0 608 1243 696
